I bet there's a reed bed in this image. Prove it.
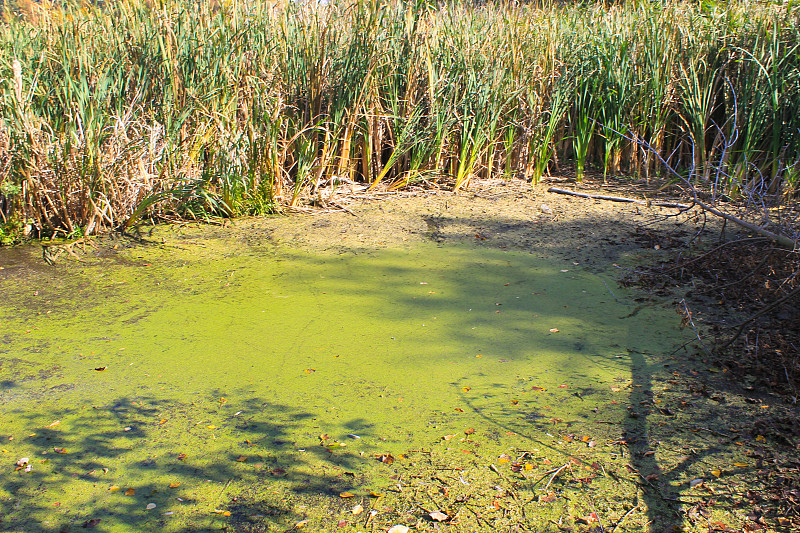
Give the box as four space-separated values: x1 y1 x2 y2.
0 0 798 238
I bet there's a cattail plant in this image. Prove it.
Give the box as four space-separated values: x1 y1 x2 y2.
0 0 797 239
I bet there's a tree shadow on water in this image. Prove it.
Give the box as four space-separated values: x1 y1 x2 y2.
0 392 370 532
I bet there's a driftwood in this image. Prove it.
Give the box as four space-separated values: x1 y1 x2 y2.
547 187 798 250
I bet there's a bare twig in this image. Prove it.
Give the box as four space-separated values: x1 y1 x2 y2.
722 284 800 349
680 299 712 356
544 463 570 491
549 187 797 249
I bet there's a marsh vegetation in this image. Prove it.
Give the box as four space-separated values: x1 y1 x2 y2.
0 0 799 240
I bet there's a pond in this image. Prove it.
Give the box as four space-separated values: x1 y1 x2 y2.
1 217 694 532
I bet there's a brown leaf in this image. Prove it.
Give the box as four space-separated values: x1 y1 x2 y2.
82 518 101 528
339 492 355 498
541 492 557 503
235 456 247 462
429 510 449 522
53 447 68 454
94 367 107 372
124 488 135 496
177 453 187 461
376 454 395 465
168 482 181 488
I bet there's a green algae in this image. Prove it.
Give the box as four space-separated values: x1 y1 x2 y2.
0 237 702 531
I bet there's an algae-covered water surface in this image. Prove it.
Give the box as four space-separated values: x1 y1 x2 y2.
1 226 693 532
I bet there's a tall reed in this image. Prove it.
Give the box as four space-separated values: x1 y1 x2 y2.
0 0 797 237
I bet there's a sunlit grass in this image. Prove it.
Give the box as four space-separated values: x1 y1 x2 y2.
0 0 797 237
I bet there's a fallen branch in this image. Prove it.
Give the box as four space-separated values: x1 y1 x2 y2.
721 284 800 350
548 187 798 249
547 187 691 209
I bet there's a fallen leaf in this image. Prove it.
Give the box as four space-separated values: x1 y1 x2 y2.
755 435 766 442
16 457 29 466
711 470 721 478
464 428 475 435
46 420 61 428
524 463 534 471
207 425 217 429
429 510 449 522
510 399 519 405
82 519 101 528
337 520 348 527
549 328 559 333
169 482 181 488
576 513 598 524
146 503 156 510
531 386 546 391
442 434 457 441
611 387 622 392
304 369 316 374
235 456 247 462
177 453 187 461
558 384 568 388
541 492 557 502
376 454 394 465
462 386 471 392
294 520 309 529
498 454 511 464
369 491 382 498
212 509 231 516
387 526 410 533
158 419 167 426
732 462 748 467
351 504 364 515
339 492 355 498
125 488 135 496
53 447 68 454
475 354 483 358
689 478 704 488
94 367 107 372
271 467 287 476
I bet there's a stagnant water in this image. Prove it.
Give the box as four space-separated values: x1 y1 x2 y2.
0 236 686 531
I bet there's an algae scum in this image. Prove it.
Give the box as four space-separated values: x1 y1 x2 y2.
0 231 690 532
